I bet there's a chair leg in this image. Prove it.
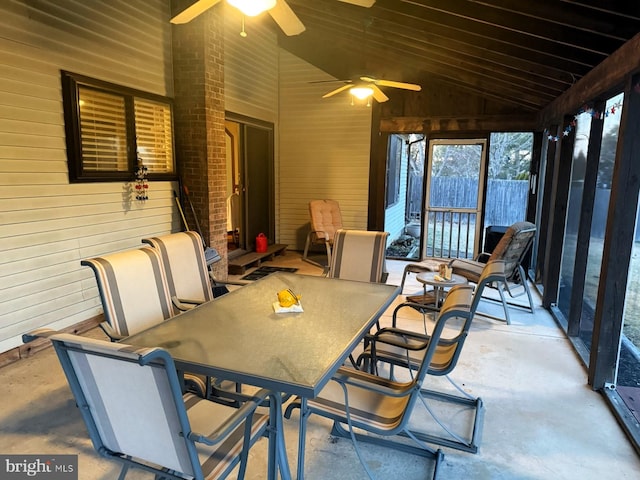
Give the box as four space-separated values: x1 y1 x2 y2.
410 387 485 454
302 232 313 263
302 233 328 269
497 282 511 325
518 264 535 312
330 421 444 478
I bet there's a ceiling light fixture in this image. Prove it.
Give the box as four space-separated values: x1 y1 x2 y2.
349 86 374 100
227 0 276 17
349 86 374 106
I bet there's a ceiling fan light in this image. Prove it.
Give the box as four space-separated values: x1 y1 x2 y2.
227 0 276 16
349 86 374 100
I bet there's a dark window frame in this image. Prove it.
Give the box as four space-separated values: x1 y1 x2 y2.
61 70 176 183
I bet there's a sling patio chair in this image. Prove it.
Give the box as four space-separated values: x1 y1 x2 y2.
81 246 180 341
142 231 221 311
302 199 343 269
82 246 212 398
327 229 389 283
284 284 473 479
326 228 390 367
22 329 282 480
355 262 509 453
142 231 249 398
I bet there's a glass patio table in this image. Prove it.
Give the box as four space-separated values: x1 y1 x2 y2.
124 272 400 480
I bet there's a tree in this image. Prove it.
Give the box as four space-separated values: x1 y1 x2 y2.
488 132 533 180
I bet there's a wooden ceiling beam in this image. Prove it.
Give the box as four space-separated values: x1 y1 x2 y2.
291 1 594 77
390 0 624 54
469 0 639 40
281 18 560 106
561 0 640 21
279 29 545 110
540 32 640 124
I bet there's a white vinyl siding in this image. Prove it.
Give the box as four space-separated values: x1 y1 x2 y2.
277 49 372 250
224 6 279 124
0 0 175 353
384 139 410 244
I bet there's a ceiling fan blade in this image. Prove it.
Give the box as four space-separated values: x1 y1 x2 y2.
338 0 376 7
322 84 352 98
371 85 389 103
360 76 422 91
376 79 422 91
171 0 222 24
268 0 306 36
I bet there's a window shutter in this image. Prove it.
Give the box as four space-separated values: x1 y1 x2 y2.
134 98 175 173
78 86 128 172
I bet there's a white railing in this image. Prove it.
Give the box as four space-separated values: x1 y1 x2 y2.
424 208 477 259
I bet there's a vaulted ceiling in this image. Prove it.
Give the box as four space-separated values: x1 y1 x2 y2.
276 0 640 112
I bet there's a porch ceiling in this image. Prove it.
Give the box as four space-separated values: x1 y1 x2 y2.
275 0 640 112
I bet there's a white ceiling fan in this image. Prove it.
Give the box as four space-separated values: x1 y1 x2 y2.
322 76 422 104
171 0 376 36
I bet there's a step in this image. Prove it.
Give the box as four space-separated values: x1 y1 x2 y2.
227 244 288 275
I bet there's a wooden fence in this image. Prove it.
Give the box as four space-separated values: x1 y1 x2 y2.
408 177 529 226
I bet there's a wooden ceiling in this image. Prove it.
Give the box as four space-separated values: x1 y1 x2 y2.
276 0 640 112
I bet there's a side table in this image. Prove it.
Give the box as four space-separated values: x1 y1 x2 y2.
407 271 467 309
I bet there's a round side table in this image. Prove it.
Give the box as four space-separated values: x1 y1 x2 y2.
408 271 467 309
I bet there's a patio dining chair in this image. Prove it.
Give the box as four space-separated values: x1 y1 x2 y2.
284 284 473 479
81 247 178 340
354 262 509 453
142 231 217 311
328 229 389 283
82 247 212 398
23 329 279 480
302 199 343 268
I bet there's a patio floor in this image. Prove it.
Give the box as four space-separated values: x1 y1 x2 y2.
1 250 639 479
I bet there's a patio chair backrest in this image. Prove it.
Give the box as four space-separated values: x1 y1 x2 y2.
328 229 389 283
420 284 475 376
45 331 201 477
142 231 214 304
309 199 343 242
487 221 536 281
81 247 176 337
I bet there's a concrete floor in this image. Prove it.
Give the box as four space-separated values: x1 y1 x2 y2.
2 251 640 479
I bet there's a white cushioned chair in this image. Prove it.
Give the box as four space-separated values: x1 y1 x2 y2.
302 199 343 268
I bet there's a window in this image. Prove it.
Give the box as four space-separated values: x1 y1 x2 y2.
385 135 402 208
61 71 175 182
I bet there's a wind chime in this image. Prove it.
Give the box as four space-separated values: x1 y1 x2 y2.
135 162 149 201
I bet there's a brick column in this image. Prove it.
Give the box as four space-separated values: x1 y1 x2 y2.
172 2 228 279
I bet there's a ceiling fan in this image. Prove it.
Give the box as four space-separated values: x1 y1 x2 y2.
321 76 422 104
171 0 376 36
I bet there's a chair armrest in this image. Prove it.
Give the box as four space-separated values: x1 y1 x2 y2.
310 229 330 241
208 271 245 287
189 388 272 446
391 302 439 327
99 321 125 342
331 367 414 397
368 327 430 351
475 252 490 263
22 327 57 343
171 296 203 311
403 263 433 275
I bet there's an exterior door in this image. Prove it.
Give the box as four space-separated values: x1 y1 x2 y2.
423 139 486 259
225 115 274 252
